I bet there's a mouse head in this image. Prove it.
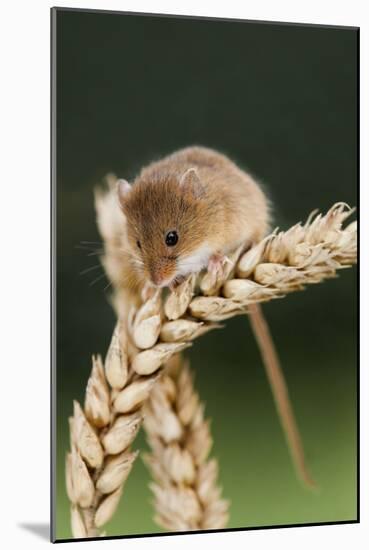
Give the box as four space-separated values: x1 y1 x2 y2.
117 168 209 288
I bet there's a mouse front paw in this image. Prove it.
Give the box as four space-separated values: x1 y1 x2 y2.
207 253 233 280
141 282 156 301
169 275 186 292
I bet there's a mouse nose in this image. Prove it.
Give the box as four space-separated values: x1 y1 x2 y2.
150 271 163 287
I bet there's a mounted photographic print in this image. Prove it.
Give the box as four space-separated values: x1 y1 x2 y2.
51 7 358 542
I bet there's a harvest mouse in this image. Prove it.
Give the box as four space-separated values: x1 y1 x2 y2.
116 146 315 489
117 146 270 290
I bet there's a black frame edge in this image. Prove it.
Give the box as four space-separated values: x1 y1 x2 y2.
51 6 57 544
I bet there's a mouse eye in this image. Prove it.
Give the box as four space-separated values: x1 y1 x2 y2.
165 230 178 247
136 240 142 250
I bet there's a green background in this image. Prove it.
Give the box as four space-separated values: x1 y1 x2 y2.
54 9 358 541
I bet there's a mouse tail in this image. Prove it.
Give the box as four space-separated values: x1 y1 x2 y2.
248 303 317 491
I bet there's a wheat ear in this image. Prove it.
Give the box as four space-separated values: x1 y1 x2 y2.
66 324 149 538
143 353 229 531
96 178 356 341
96 178 356 327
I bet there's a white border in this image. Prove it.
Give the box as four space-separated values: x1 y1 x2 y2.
1 1 365 548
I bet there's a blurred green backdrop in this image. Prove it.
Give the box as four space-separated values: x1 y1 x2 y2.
54 9 358 541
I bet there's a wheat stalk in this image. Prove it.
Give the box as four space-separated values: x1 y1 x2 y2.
143 353 229 531
66 175 356 537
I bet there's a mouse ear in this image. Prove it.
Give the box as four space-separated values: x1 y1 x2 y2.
117 179 132 206
179 168 205 199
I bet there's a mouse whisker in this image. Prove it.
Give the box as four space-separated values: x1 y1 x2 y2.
103 281 113 292
86 250 104 257
80 240 103 245
89 273 107 287
75 242 104 257
79 264 102 276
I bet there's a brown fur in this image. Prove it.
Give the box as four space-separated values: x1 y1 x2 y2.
119 146 270 286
